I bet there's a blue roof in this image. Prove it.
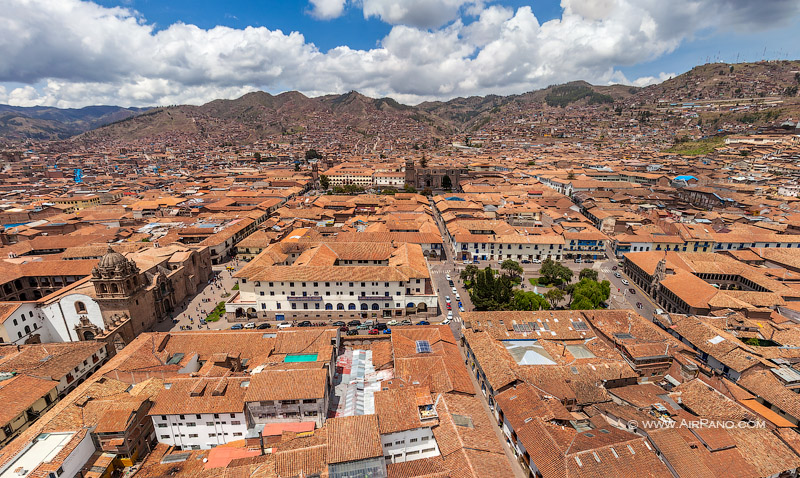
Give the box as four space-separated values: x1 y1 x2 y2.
674 175 697 181
445 196 464 201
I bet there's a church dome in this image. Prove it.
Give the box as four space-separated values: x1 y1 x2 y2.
99 245 126 269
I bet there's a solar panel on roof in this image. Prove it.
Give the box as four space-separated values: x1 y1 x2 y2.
542 322 550 331
513 324 520 332
416 340 432 353
528 322 539 331
521 324 531 332
572 321 589 331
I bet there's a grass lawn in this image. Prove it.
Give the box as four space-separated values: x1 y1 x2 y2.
664 136 726 156
232 283 239 290
528 278 539 286
205 301 226 322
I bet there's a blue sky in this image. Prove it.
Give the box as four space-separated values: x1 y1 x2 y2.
2 0 800 107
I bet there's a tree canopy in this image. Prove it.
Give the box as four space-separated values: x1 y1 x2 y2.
579 268 598 282
319 174 330 190
500 259 524 280
569 278 611 309
540 258 573 285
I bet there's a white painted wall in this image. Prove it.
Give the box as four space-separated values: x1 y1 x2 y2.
152 412 247 450
381 427 440 464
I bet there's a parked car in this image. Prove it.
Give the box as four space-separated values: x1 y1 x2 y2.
257 323 271 329
629 288 636 294
416 320 430 325
244 322 256 329
365 319 374 326
297 320 312 327
332 321 346 327
347 320 361 326
445 274 451 281
400 319 412 326
447 311 453 319
452 287 457 293
521 260 531 264
387 319 399 326
531 258 542 264
368 328 380 335
445 296 451 302
446 303 451 310
382 328 392 334
346 329 359 336
339 326 348 332
374 323 388 331
357 324 370 330
455 293 461 301
230 324 244 330
459 306 465 312
278 322 292 329
621 279 630 285
463 260 471 264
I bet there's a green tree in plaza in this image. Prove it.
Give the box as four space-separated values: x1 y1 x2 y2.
319 174 330 190
470 267 513 311
500 259 524 281
545 288 565 309
569 278 611 310
460 264 479 283
305 149 322 160
579 267 598 281
510 290 550 311
539 258 573 285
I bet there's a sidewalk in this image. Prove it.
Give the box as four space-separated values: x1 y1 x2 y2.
152 257 244 332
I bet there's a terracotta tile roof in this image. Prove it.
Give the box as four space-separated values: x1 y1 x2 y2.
149 377 250 416
374 387 425 435
0 374 58 426
326 415 383 464
274 444 327 477
387 456 447 478
0 341 106 380
244 369 327 401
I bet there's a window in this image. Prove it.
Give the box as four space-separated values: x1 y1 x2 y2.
230 413 236 418
208 433 216 437
233 432 243 437
160 435 170 439
395 440 404 445
189 434 198 438
179 415 185 420
303 399 316 404
186 422 196 427
410 438 418 443
231 420 241 425
157 423 168 428
75 301 87 314
206 422 214 427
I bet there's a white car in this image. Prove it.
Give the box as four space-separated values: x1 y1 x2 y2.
244 322 256 329
463 260 471 264
445 295 451 302
441 318 451 325
459 306 465 312
447 311 453 319
621 279 630 286
278 322 292 329
455 293 461 301
531 258 542 264
452 287 457 294
445 274 451 281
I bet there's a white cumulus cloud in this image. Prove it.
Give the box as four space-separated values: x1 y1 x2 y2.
1 0 798 108
308 0 348 20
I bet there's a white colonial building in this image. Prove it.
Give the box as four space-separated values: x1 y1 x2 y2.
227 241 439 321
149 377 250 450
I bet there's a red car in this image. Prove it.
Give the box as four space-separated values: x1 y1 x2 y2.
446 303 451 310
368 328 380 335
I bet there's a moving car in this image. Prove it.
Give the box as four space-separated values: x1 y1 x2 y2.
445 296 451 302
244 322 256 329
446 303 451 310
455 293 461 301
230 324 244 330
614 272 622 278
257 323 271 329
441 318 451 325
452 287 457 293
612 266 618 271
459 306 465 312
621 279 630 285
447 311 453 319
445 274 451 281
629 288 636 294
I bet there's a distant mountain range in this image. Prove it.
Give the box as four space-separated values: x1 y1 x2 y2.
2 60 799 144
0 105 150 141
